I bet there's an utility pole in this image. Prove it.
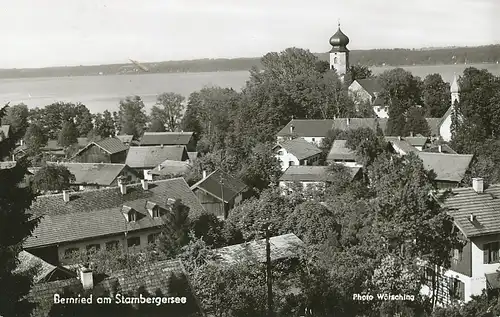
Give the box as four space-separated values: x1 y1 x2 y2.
265 223 274 317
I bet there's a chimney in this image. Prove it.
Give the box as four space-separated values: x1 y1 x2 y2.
472 178 484 193
469 214 476 223
63 190 70 202
397 136 402 141
409 131 414 137
346 118 350 126
202 170 207 179
290 125 295 134
118 177 127 195
438 145 442 153
79 267 93 290
141 179 148 191
20 139 24 146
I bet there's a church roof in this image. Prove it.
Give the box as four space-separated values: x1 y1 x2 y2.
329 24 349 48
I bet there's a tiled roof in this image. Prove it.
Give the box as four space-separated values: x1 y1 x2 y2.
327 140 356 161
426 118 442 137
423 144 458 154
385 137 419 155
440 184 500 238
332 118 387 132
15 251 61 283
26 259 201 317
41 140 63 151
356 78 382 98
279 165 361 182
115 135 133 144
0 124 10 140
213 233 304 264
275 138 322 161
188 152 199 162
405 136 430 147
277 119 335 137
126 146 188 168
95 137 129 154
24 178 205 248
140 132 193 146
438 106 453 127
191 169 247 202
46 162 131 186
149 160 192 176
417 152 473 183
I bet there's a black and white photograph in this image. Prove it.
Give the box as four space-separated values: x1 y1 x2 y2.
0 0 499 316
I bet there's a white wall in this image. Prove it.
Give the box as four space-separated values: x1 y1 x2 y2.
276 148 300 171
144 169 153 181
330 52 348 76
374 106 389 119
440 114 452 142
348 81 372 103
302 137 324 147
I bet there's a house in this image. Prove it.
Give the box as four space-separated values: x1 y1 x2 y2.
147 160 192 180
72 137 129 164
26 259 203 317
417 152 473 188
385 137 420 156
24 178 205 266
326 140 362 167
190 169 248 219
422 179 500 305
140 132 195 150
404 135 431 151
278 165 362 193
46 162 140 190
348 78 388 118
115 134 133 145
125 145 189 179
0 124 10 141
274 138 322 171
423 144 458 154
14 251 75 284
276 119 335 146
212 233 304 265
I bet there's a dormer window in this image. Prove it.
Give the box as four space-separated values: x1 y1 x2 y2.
121 205 137 222
129 212 136 222
146 201 160 218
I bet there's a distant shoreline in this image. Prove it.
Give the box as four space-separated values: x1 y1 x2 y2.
0 45 498 80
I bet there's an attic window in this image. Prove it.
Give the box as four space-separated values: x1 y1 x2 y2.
129 212 137 222
153 208 160 218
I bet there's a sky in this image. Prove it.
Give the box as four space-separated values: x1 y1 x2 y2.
0 0 498 68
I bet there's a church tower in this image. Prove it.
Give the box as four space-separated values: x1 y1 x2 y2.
451 73 460 104
329 22 350 80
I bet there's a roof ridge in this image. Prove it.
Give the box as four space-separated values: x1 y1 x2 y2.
47 161 126 166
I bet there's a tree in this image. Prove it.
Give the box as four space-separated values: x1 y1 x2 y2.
1 103 29 135
422 73 451 117
32 164 75 193
118 96 148 139
33 102 93 139
404 106 431 137
345 127 388 168
57 121 78 147
92 110 115 138
24 123 48 156
156 201 191 259
152 92 185 132
0 105 40 317
73 103 93 137
238 142 282 193
344 64 373 85
149 118 166 132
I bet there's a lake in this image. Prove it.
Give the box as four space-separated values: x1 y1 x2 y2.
1 63 499 114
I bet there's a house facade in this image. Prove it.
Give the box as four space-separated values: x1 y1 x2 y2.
422 180 500 304
274 138 322 171
24 178 205 266
190 169 248 219
348 78 388 118
72 137 129 164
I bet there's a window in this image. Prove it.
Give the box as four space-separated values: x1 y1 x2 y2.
129 211 137 222
484 242 499 264
450 278 465 301
152 207 160 218
148 233 160 244
105 240 120 250
423 267 435 286
278 150 284 155
289 161 294 166
64 247 80 258
86 244 101 253
312 138 315 142
334 57 338 64
127 237 141 248
452 248 463 262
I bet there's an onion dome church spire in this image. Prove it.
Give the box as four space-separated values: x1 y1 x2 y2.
329 21 350 79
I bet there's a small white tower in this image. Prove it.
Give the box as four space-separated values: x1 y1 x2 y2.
451 73 460 105
329 22 350 80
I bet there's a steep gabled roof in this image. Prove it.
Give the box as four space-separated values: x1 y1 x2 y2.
213 233 304 264
405 136 430 147
332 118 388 133
276 119 335 137
148 160 192 176
0 124 10 140
46 162 134 186
355 78 382 98
385 137 419 155
125 146 188 168
417 152 473 183
440 184 500 238
275 138 322 160
95 137 129 154
14 251 75 283
24 178 205 248
190 169 247 202
140 132 193 146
